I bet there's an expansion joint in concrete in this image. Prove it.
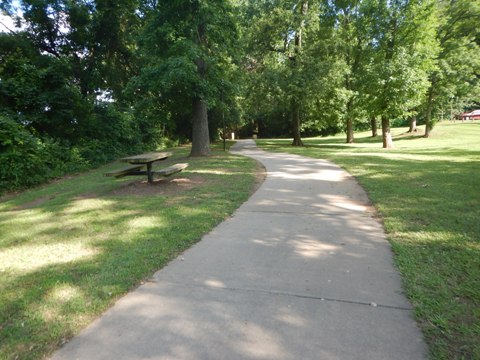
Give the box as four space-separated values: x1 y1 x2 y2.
159 280 413 311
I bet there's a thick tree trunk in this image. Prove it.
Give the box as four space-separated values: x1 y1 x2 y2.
408 116 417 133
381 116 394 149
378 16 397 148
424 86 434 138
371 117 378 137
190 98 211 157
292 102 304 146
346 119 354 143
290 2 307 147
189 18 210 157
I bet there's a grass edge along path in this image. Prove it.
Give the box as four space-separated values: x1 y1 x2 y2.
257 122 480 360
0 143 262 360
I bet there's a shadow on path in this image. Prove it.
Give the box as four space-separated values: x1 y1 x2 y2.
50 140 428 360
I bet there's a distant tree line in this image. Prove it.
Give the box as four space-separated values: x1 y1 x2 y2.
0 0 478 192
241 0 479 147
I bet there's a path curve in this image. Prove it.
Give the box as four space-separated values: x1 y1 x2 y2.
51 139 427 360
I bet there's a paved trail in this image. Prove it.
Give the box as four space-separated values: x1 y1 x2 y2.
51 140 427 360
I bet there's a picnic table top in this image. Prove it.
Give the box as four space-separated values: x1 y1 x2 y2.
120 152 173 164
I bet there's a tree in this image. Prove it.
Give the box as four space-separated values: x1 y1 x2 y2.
423 0 480 137
0 31 89 141
324 0 371 144
363 0 438 148
244 0 323 146
407 113 418 133
0 0 151 175
288 1 308 146
133 0 238 156
370 116 378 137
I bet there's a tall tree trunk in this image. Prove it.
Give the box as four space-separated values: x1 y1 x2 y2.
371 116 378 137
189 19 210 156
290 1 308 147
190 97 211 156
292 102 304 146
381 116 394 149
408 116 417 133
424 86 434 138
346 119 354 143
378 16 397 148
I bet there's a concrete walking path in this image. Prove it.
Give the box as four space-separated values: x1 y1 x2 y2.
51 139 427 360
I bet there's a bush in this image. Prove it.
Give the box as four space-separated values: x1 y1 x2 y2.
0 115 88 193
391 117 410 127
0 104 161 194
75 103 151 165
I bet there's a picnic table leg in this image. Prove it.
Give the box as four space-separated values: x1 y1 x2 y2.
147 162 153 183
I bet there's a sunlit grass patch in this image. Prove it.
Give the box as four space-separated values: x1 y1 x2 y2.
0 142 259 360
0 243 98 273
257 122 480 359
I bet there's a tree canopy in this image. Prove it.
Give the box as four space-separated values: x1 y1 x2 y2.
0 0 479 190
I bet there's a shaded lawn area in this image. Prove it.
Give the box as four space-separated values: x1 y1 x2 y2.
0 143 262 360
257 122 480 360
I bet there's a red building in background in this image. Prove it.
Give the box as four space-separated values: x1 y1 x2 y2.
460 110 480 120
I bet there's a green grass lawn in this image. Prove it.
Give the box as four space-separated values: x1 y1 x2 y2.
0 143 260 360
257 121 480 360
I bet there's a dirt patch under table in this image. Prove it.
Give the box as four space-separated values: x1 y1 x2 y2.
108 175 207 197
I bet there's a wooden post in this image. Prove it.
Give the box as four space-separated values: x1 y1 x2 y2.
147 163 153 183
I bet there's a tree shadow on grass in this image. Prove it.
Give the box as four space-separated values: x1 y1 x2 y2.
405 148 480 158
0 222 195 358
0 151 258 359
393 133 425 141
325 154 479 358
304 137 376 146
0 188 244 358
258 139 480 358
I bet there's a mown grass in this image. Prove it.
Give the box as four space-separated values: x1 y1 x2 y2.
0 142 259 360
257 122 480 360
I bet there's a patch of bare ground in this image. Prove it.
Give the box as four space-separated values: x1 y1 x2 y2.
12 195 56 210
108 175 207 196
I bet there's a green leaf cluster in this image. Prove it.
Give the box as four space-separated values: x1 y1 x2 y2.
128 0 240 143
239 0 478 145
0 1 156 192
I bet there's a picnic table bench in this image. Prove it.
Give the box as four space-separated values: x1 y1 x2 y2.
105 152 188 183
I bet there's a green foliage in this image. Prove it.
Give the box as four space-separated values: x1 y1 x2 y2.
76 104 146 165
240 0 442 142
317 0 373 139
241 0 338 139
0 115 88 192
0 0 478 183
364 0 438 121
0 2 155 192
0 115 49 189
424 0 480 131
0 126 151 192
126 0 240 149
240 0 477 143
0 41 89 140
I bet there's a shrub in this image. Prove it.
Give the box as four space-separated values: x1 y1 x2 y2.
0 115 88 193
0 115 48 190
0 104 160 194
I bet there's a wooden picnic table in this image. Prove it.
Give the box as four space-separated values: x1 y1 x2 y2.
120 152 172 164
120 152 172 183
106 151 188 183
